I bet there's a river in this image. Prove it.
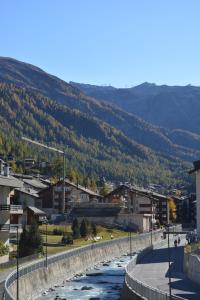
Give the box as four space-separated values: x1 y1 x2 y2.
37 253 136 300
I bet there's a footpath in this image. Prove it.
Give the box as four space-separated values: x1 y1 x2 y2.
130 240 200 299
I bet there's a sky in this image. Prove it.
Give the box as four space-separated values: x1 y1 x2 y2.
1 0 200 87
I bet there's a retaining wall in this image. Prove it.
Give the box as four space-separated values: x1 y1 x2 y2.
5 230 163 300
184 250 200 285
121 225 183 300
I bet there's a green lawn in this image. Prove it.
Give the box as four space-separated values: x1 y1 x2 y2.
41 224 130 254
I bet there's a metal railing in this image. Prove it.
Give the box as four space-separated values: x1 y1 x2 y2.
0 224 22 232
125 226 185 300
4 229 164 300
0 204 10 211
10 205 23 213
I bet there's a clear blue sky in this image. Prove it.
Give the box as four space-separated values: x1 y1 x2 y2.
1 0 200 87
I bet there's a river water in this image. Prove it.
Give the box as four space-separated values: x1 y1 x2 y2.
37 253 136 300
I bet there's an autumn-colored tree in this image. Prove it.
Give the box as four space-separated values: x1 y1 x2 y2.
167 197 177 222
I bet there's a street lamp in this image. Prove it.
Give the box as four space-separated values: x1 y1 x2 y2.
44 220 48 268
21 137 66 214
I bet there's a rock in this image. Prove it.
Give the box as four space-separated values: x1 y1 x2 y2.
86 271 103 276
89 298 100 300
81 286 93 290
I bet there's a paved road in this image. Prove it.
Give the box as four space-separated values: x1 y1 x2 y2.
130 240 200 300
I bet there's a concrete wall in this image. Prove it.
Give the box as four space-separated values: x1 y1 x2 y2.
196 171 200 237
121 225 182 300
6 230 163 300
0 254 9 264
184 250 200 285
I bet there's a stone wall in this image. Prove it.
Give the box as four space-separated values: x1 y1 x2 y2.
6 230 163 300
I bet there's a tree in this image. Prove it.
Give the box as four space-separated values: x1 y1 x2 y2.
91 222 97 236
0 240 9 256
168 197 177 222
71 218 80 239
99 183 110 196
80 218 89 237
19 222 43 257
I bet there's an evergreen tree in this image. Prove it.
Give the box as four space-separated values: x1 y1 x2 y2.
19 222 43 257
28 221 43 254
71 218 80 239
91 222 97 236
80 218 89 237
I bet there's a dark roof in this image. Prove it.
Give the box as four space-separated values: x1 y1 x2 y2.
16 187 39 198
105 184 164 200
189 160 200 174
70 207 121 217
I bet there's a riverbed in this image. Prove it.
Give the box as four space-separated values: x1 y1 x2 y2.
37 253 136 300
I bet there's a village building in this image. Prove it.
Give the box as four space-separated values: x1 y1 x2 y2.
39 178 103 218
189 160 200 236
0 160 23 255
23 206 46 225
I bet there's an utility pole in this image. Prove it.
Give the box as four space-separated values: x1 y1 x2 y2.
16 225 19 300
22 137 66 214
167 224 172 299
62 152 66 214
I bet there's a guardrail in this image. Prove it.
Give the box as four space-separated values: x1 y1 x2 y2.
4 229 164 300
10 205 23 213
0 204 10 211
124 225 185 300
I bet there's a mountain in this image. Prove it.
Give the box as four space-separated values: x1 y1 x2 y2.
0 58 199 162
70 81 200 135
0 57 194 187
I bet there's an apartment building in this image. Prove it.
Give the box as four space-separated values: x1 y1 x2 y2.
0 160 23 248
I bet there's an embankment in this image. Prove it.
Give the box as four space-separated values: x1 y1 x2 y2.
5 230 163 300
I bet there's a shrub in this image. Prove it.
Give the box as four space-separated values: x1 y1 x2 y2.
53 228 63 235
61 234 73 245
0 240 9 256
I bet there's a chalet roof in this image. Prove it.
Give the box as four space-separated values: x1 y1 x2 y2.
26 206 46 215
64 178 101 197
0 175 23 188
105 184 165 200
23 178 48 190
39 178 102 198
16 187 39 198
189 160 200 174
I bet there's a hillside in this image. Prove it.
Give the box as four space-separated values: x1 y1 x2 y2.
0 82 190 187
71 81 200 135
0 57 195 187
0 57 199 162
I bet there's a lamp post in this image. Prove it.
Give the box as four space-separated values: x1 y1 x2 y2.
45 220 48 268
22 137 66 214
167 224 172 299
16 225 19 300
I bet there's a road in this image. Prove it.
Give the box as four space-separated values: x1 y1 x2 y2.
130 239 200 300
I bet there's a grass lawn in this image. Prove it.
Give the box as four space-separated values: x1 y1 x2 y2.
40 224 131 253
185 241 200 253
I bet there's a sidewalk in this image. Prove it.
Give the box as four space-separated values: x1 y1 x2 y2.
130 240 200 299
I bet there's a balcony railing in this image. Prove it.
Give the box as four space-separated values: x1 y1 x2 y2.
0 224 23 232
0 204 10 211
0 205 23 213
10 205 23 214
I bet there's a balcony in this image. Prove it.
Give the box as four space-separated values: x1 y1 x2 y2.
0 224 23 233
0 204 10 211
10 205 23 214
